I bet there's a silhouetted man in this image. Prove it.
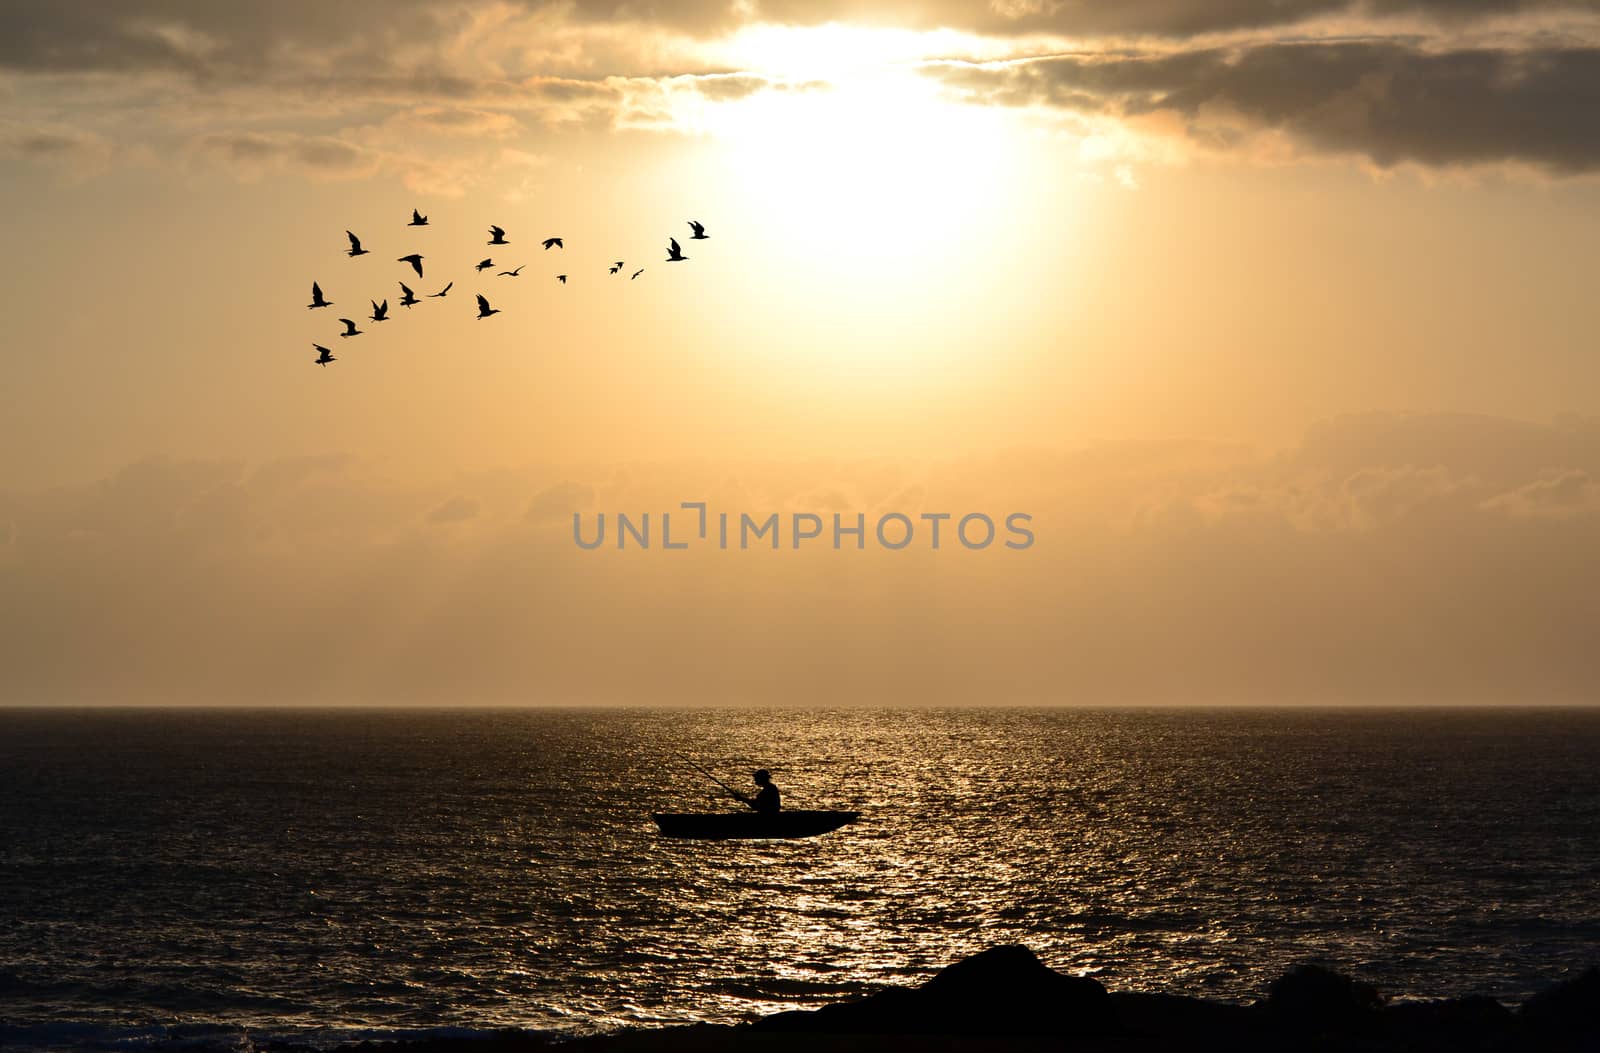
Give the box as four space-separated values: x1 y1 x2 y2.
734 769 781 814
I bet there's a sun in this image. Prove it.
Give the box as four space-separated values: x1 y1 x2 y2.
694 25 1022 277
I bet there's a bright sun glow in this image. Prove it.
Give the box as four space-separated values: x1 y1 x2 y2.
725 23 980 80
689 26 1022 277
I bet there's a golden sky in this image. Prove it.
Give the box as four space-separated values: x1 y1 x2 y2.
3 1 1600 704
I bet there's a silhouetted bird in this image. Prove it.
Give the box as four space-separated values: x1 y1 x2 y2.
346 231 369 257
688 220 708 239
408 208 428 227
429 281 453 297
488 225 508 245
475 293 500 319
314 343 336 367
338 318 363 337
556 274 567 284
498 265 524 277
308 281 333 309
631 268 644 280
542 237 563 250
398 282 419 308
370 299 389 322
609 263 622 274
475 258 494 272
398 253 424 278
666 237 687 262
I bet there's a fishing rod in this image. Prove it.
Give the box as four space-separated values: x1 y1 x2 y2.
686 761 751 806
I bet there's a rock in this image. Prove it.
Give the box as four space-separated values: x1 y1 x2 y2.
1264 963 1383 1036
752 944 1119 1038
1382 995 1516 1049
1111 990 1259 1044
1518 966 1600 1036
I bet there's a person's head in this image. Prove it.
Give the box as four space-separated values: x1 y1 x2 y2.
753 769 771 785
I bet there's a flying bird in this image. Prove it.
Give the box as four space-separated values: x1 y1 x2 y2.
475 293 500 319
308 281 333 309
314 343 336 367
556 274 567 284
498 265 524 277
429 281 453 297
338 318 363 337
631 268 644 280
408 208 429 227
398 253 424 278
398 282 419 307
488 225 508 245
370 299 389 322
542 237 563 250
609 263 622 274
475 258 494 272
688 220 708 239
666 237 687 262
346 231 369 257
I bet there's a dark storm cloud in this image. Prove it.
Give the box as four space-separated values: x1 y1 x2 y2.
935 42 1600 171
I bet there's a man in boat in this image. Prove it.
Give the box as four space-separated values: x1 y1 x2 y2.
732 769 781 814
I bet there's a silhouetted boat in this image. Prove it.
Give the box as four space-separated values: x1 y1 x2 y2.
652 810 860 840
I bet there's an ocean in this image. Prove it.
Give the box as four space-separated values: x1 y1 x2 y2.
2 707 1597 1050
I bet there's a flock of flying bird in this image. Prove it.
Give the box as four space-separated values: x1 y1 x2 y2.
306 210 710 366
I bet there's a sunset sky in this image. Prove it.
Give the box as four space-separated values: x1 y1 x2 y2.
3 1 1599 705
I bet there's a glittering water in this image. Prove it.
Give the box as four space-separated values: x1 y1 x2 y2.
2 708 1598 1050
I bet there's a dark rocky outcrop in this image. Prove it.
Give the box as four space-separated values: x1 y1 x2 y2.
751 944 1120 1038
319 948 1600 1053
1519 967 1600 1033
1110 990 1262 1046
1381 996 1517 1052
1264 962 1385 1036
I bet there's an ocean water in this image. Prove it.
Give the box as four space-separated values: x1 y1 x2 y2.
2 707 1598 1050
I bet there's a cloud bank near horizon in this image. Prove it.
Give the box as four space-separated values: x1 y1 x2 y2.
4 412 1599 706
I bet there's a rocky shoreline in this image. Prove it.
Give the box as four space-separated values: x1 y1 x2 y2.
308 944 1600 1053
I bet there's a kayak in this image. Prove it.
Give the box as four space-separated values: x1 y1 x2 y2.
652 809 861 840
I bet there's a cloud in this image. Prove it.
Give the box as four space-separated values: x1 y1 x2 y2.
0 120 117 173
683 72 780 101
1187 465 1481 532
1482 469 1600 519
802 489 856 512
187 124 544 194
932 42 1600 173
526 481 595 522
4 1 1590 82
3 126 97 156
390 106 523 139
1291 411 1600 484
5 1 1595 185
427 496 482 524
194 131 381 180
7 414 1600 705
751 0 1596 37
